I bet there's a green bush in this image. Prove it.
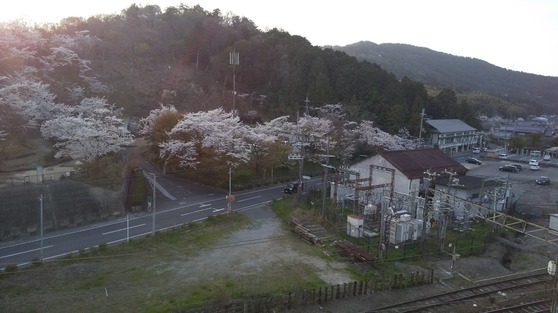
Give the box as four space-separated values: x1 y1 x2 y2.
31 257 43 267
98 242 108 252
4 264 18 272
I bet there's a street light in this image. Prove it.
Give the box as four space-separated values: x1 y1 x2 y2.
143 171 157 235
39 194 44 260
227 167 234 214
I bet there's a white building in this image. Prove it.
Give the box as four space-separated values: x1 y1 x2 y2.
349 148 468 196
425 119 478 154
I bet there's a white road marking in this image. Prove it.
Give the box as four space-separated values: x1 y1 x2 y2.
0 245 53 259
237 196 261 202
102 223 146 235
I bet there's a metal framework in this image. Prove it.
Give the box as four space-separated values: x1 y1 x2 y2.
432 188 558 246
341 165 395 213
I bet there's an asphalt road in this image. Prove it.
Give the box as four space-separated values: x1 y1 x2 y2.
0 164 324 269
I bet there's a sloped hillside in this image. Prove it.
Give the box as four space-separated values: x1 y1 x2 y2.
334 41 558 113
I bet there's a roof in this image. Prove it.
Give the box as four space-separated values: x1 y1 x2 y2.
381 148 468 179
426 119 477 133
435 175 500 190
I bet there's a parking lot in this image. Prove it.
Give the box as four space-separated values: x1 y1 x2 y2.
463 153 558 222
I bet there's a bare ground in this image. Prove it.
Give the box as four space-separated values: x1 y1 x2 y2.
168 217 353 286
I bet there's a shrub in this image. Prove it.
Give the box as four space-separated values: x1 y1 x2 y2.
98 242 108 252
4 264 18 272
89 246 98 255
31 257 43 267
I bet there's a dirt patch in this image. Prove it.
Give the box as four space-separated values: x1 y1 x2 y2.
168 217 352 286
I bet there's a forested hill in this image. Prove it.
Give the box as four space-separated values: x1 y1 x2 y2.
333 41 558 112
3 3 480 138
3 2 555 145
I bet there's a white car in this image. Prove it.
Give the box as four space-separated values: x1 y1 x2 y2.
530 164 541 171
529 159 539 166
543 154 551 161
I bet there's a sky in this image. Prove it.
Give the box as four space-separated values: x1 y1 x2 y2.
1 0 557 77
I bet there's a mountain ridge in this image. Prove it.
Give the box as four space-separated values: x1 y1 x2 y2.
332 41 558 112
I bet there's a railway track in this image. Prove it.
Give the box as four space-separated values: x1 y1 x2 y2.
481 299 550 312
367 271 552 312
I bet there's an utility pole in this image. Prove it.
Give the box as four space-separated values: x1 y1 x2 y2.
320 137 334 218
126 214 130 243
39 193 44 260
304 96 310 116
418 108 425 146
442 170 459 252
422 170 439 252
229 50 239 112
150 173 157 235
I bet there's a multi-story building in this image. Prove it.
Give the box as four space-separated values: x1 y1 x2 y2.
425 119 478 154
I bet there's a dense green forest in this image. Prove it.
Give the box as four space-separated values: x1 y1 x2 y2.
3 3 483 136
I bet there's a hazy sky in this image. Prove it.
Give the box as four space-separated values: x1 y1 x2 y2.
2 0 557 77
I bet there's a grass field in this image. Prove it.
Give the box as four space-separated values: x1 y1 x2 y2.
0 211 334 313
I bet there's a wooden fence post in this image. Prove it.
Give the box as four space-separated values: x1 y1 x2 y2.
336 284 340 299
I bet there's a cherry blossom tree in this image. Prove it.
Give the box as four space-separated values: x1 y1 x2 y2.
139 103 180 136
0 75 68 128
40 97 133 160
159 108 251 169
356 120 419 151
293 115 334 160
0 22 46 74
243 122 280 173
0 23 130 161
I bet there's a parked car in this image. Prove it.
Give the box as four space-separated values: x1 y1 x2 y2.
465 157 482 165
498 153 508 158
529 159 539 166
499 165 518 173
510 164 523 171
472 148 481 154
536 176 550 185
544 154 551 161
530 165 541 171
284 182 300 194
